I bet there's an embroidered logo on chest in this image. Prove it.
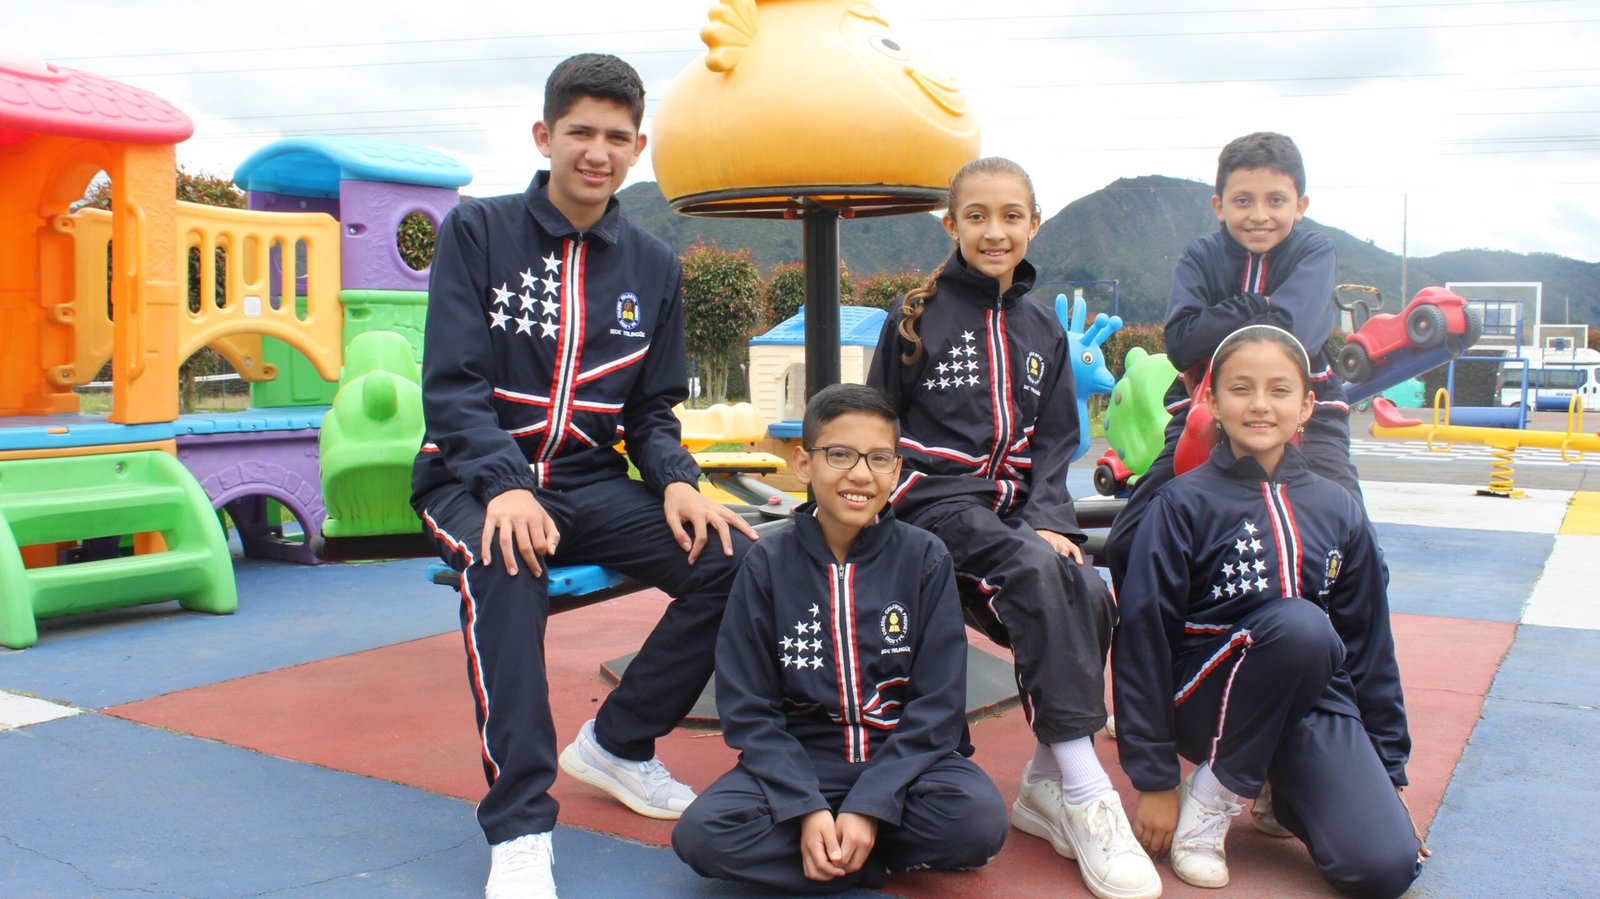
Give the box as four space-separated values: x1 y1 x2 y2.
880 601 910 649
1025 351 1046 386
1320 548 1344 597
615 292 643 334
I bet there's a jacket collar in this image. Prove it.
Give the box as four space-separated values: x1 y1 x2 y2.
937 250 1037 308
791 501 898 565
1208 439 1312 483
522 171 624 245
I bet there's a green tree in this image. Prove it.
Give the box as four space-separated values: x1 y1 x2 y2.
82 167 246 411
681 245 764 404
1101 323 1166 378
855 271 927 312
763 261 857 325
764 262 806 326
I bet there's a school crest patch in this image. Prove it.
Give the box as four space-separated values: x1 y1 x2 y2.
615 292 642 331
1320 548 1344 596
880 601 909 647
1025 351 1046 386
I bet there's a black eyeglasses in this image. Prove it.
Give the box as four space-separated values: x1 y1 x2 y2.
807 445 900 474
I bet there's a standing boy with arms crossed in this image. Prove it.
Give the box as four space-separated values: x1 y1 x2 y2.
412 53 756 898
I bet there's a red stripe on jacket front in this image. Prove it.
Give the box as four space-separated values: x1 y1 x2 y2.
538 239 587 462
828 563 869 763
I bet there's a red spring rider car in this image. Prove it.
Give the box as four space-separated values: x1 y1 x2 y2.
1336 286 1483 384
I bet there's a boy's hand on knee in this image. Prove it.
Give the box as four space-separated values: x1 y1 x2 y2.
483 489 559 576
1035 528 1084 565
1134 789 1179 855
800 810 847 881
835 812 878 874
663 481 758 564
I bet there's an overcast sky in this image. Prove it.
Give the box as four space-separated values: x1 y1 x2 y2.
11 0 1598 262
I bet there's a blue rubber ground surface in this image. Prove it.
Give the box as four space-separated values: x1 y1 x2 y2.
2 477 1594 897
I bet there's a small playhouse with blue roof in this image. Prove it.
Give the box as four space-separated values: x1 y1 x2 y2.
748 305 887 438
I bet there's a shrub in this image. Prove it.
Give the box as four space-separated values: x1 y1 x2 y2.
681 245 764 403
1101 323 1166 378
763 261 857 324
855 271 928 312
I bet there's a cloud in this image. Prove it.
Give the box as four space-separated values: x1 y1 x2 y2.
11 0 1597 261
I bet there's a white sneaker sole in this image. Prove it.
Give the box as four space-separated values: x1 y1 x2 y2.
1011 796 1162 899
557 743 684 821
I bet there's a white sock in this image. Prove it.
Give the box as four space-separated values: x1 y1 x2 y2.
1050 737 1113 804
1191 762 1241 808
1028 743 1060 783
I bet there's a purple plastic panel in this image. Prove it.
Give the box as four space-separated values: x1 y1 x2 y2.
176 430 326 565
246 191 342 300
339 180 458 291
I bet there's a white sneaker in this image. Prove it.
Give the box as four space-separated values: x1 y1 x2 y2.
1172 771 1242 889
486 831 556 899
557 719 696 820
1251 782 1293 838
1012 763 1162 899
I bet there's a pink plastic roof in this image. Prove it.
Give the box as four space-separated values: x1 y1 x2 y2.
0 49 192 144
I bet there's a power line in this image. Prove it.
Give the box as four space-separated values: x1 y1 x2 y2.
51 0 1579 62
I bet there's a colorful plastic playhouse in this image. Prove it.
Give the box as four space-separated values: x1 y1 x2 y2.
0 47 475 646
1 50 234 647
228 137 469 548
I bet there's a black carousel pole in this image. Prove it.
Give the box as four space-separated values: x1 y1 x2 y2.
801 204 842 400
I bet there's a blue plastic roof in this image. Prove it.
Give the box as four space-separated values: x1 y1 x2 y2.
233 136 472 197
750 305 887 347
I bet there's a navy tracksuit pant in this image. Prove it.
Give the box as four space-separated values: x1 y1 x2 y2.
903 498 1117 744
418 477 752 844
672 753 1008 894
1173 600 1422 899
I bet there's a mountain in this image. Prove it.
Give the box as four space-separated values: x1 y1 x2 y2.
618 177 1600 327
616 182 949 277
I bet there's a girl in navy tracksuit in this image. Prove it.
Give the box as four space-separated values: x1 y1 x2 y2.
1113 325 1425 897
869 158 1161 899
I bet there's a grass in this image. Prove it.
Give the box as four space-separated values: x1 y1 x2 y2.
73 391 252 415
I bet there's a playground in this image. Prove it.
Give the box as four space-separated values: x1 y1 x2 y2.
3 24 1599 899
3 443 1597 897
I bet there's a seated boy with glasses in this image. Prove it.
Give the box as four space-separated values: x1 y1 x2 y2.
672 383 1008 893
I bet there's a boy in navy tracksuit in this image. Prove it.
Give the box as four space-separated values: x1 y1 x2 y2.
1107 133 1358 594
673 384 1008 893
411 53 756 898
1113 326 1423 897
